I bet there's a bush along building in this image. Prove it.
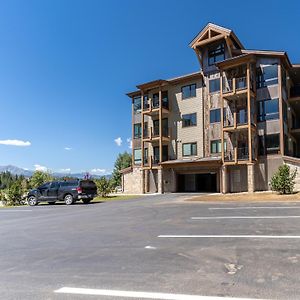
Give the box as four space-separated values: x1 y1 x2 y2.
122 23 300 194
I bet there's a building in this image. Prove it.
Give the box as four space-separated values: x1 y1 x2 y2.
122 23 300 194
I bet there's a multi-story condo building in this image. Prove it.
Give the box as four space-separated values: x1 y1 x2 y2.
122 23 300 194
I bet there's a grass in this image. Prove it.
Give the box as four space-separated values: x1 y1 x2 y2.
186 191 300 202
92 195 141 202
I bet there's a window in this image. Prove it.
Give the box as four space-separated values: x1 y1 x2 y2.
133 123 142 139
153 93 159 108
209 78 220 93
133 96 141 113
182 113 197 127
257 98 279 121
162 91 169 109
134 149 142 165
256 65 278 88
144 148 148 164
210 108 221 123
259 134 280 155
266 134 280 154
208 43 225 65
210 140 226 154
181 84 196 99
183 143 197 156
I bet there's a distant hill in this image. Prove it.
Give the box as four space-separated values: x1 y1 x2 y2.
0 165 111 179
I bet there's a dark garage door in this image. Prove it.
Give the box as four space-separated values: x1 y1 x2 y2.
177 173 217 192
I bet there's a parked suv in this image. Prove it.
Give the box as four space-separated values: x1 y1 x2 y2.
27 180 97 206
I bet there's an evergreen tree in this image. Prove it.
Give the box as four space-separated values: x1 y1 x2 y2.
111 152 132 187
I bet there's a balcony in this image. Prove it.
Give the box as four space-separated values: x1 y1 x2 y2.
143 98 169 114
223 76 247 94
223 110 248 131
143 127 171 141
224 147 249 163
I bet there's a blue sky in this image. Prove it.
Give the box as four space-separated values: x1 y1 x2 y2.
0 0 299 175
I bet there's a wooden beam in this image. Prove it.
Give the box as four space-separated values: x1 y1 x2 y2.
194 34 225 47
220 73 225 163
159 87 162 164
247 63 252 162
141 91 144 168
225 36 232 58
278 64 284 155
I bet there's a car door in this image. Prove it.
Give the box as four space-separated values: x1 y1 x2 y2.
47 182 59 200
37 183 51 200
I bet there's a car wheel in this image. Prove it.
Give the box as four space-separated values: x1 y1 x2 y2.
48 202 56 205
28 196 38 206
64 194 74 205
82 199 91 204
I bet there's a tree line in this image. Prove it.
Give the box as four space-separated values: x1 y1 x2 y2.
0 152 132 206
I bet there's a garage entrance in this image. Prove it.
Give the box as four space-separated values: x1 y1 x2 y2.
177 173 217 193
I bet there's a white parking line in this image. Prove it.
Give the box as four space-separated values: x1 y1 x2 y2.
158 235 300 239
191 216 300 220
54 287 262 300
209 206 300 210
0 210 32 212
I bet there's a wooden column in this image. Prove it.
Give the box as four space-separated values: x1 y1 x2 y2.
131 96 135 167
278 64 284 155
220 73 225 163
141 91 144 168
159 87 162 163
247 63 252 162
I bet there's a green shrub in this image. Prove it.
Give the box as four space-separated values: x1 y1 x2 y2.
270 164 297 194
2 182 24 206
95 177 112 198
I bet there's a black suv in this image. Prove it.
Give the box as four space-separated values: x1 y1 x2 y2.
27 180 97 206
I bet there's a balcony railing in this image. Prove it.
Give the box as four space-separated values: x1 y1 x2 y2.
143 99 169 111
143 127 170 139
237 147 249 160
223 76 248 94
224 147 249 162
223 110 248 128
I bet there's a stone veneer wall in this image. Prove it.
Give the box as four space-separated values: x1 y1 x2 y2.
122 167 143 194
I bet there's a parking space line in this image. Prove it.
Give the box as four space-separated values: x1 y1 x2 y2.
209 206 300 210
54 287 262 299
0 210 32 212
191 216 300 220
158 235 300 239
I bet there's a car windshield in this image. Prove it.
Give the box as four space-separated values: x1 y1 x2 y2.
38 183 50 189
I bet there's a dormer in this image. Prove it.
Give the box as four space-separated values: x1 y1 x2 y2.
189 23 244 73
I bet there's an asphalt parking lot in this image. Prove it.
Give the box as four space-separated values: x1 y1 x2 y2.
1 194 300 300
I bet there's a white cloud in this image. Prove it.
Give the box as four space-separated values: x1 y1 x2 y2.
60 168 71 173
0 139 31 147
90 168 107 175
114 137 122 146
34 164 48 172
64 147 72 151
127 138 132 149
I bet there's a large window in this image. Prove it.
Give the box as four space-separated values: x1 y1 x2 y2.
211 140 226 154
133 123 141 139
209 78 220 93
210 108 221 123
258 134 280 155
181 84 196 99
208 43 225 66
257 98 279 121
133 96 141 113
256 65 278 88
183 143 197 156
134 149 142 165
182 113 197 127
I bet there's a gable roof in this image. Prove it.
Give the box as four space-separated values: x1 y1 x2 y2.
189 23 244 50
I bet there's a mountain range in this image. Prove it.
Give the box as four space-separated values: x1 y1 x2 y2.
0 165 111 179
